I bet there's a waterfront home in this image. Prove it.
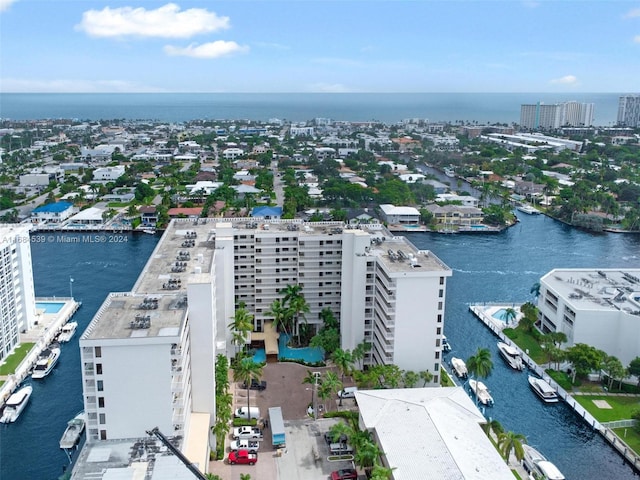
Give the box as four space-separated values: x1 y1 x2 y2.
31 202 75 224
425 204 484 228
378 204 420 228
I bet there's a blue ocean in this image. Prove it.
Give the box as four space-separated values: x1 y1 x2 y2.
0 92 623 125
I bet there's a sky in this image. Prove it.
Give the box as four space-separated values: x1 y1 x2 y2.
0 0 639 93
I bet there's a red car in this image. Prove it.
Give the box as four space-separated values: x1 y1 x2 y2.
331 468 357 480
228 449 258 465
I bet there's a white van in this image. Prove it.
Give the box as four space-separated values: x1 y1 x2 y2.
234 406 260 420
337 386 358 399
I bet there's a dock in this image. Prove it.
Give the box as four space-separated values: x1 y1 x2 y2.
0 297 80 410
470 303 640 473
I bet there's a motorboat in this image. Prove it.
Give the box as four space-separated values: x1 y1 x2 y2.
522 444 565 480
528 375 559 403
497 341 525 371
444 167 455 178
32 346 61 379
59 411 86 449
57 321 77 343
0 385 33 423
517 204 540 215
450 357 468 379
442 336 451 352
469 379 494 406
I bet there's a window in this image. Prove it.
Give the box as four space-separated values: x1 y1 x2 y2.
438 302 443 310
97 380 103 392
434 363 439 371
98 397 105 408
96 364 103 375
438 289 444 298
436 327 441 335
94 346 102 358
99 413 106 424
439 277 445 285
437 314 442 323
435 351 440 359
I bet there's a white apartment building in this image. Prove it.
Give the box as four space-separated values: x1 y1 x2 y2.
537 268 640 366
520 102 595 129
618 94 640 128
0 225 37 362
92 165 126 182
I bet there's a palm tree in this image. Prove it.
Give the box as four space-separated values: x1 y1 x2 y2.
481 418 503 439
302 370 319 417
352 341 371 371
530 282 541 300
354 440 381 474
318 371 342 412
266 299 292 338
503 307 517 326
332 348 354 383
498 430 527 464
466 347 493 405
370 463 395 480
419 370 434 386
282 284 309 344
403 370 419 388
232 353 263 419
228 303 254 354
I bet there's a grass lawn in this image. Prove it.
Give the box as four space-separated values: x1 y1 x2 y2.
107 202 128 207
613 427 640 455
502 327 545 364
441 367 455 387
0 343 35 375
574 395 640 423
512 470 523 480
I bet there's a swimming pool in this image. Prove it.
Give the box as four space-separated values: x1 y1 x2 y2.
36 302 65 314
279 334 324 363
492 308 516 323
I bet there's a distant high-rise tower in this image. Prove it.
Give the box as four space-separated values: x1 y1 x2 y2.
617 94 640 127
520 101 594 129
0 225 37 362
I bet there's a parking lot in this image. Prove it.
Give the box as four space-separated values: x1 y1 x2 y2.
207 362 360 480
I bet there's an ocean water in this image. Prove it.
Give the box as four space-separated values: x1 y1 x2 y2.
0 92 623 125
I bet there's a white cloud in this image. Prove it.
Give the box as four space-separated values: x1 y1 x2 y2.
307 83 350 93
550 75 579 86
76 3 229 39
0 78 166 93
624 8 640 18
0 0 18 12
163 41 248 58
635 35 640 43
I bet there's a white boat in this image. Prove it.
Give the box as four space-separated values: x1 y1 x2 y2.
522 444 565 480
497 341 524 371
444 167 455 178
469 379 494 406
528 375 559 403
59 411 86 449
517 204 540 215
32 346 61 379
57 321 77 343
0 385 33 423
450 357 468 378
442 335 451 352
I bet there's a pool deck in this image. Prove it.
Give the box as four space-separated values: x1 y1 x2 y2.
469 303 522 331
0 297 80 410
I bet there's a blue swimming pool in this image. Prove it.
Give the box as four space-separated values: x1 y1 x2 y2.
36 301 65 314
279 334 324 363
492 308 511 322
252 348 266 364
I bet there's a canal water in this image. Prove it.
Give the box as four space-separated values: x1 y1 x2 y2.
1 216 639 479
404 212 640 480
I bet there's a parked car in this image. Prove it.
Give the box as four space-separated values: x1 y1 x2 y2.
329 443 354 455
228 449 258 465
324 432 348 445
337 386 358 399
242 379 267 391
331 468 358 480
230 439 259 453
234 406 261 419
232 426 263 440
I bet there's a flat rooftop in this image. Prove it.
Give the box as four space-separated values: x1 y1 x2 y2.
369 234 451 274
542 268 640 315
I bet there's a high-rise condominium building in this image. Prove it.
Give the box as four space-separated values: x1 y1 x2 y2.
79 218 451 454
0 225 37 362
520 102 595 129
617 94 640 127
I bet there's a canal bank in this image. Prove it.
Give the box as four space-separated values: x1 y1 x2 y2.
470 303 640 473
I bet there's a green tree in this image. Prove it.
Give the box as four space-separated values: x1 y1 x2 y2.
228 303 254 354
503 307 517 326
498 431 527 463
482 419 504 438
318 371 342 412
403 370 419 388
302 370 320 417
565 343 604 382
352 341 371 370
419 370 433 386
629 357 640 386
467 347 494 380
266 299 292 338
332 348 354 383
370 464 395 480
602 355 626 390
232 353 263 418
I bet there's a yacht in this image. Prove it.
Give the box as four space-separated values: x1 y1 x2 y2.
444 167 455 178
32 346 61 379
57 321 77 343
528 375 559 403
516 204 540 215
450 357 468 379
59 411 86 449
522 444 565 480
469 379 494 406
497 341 525 371
0 385 33 423
442 336 451 352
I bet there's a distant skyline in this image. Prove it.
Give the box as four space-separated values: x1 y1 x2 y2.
1 1 639 94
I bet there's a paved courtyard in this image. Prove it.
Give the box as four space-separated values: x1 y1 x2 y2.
207 362 360 480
